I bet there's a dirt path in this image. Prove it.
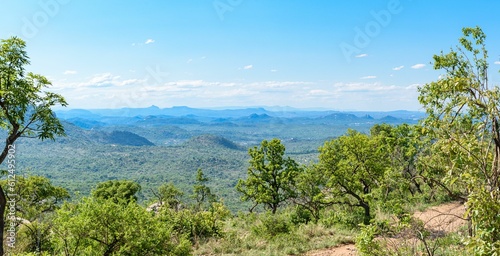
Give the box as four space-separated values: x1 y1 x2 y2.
413 201 466 234
305 244 357 256
305 202 466 256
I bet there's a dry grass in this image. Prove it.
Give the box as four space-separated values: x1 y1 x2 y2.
193 216 355 256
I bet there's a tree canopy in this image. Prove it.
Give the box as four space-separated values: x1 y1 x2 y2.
0 37 67 162
0 36 67 254
418 26 500 254
319 129 389 225
236 138 301 214
91 180 141 204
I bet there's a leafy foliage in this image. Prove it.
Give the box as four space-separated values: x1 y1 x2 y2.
160 201 230 245
356 224 383 256
319 129 389 224
192 169 216 211
0 36 67 254
0 37 67 157
292 165 330 222
51 197 191 255
0 175 68 254
0 175 69 222
151 182 184 210
236 138 301 214
418 26 500 254
2 30 492 254
91 180 141 204
252 211 292 238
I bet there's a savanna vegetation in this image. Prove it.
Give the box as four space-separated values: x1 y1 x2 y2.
0 27 499 255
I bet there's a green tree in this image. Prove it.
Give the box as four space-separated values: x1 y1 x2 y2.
236 138 300 214
160 201 230 244
0 37 67 254
418 26 500 254
370 124 429 202
91 180 141 204
1 175 69 221
52 197 191 255
151 182 184 210
192 169 216 211
292 165 331 222
0 175 69 254
319 130 388 225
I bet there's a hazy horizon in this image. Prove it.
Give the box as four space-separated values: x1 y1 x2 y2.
55 104 426 113
2 1 499 111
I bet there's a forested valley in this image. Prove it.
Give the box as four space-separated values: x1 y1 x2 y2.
1 27 499 255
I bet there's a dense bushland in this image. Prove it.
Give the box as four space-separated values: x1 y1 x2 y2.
1 27 499 255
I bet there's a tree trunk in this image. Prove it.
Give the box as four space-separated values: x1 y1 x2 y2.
414 180 423 194
0 137 18 256
0 133 21 255
361 203 370 225
0 185 6 255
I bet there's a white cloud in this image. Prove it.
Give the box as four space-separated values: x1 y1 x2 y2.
142 80 239 93
360 76 377 79
165 80 207 87
243 64 253 70
93 74 141 87
119 79 140 86
54 73 144 89
187 59 193 64
63 70 77 75
392 65 404 71
308 89 331 96
142 80 312 100
257 81 312 88
88 73 119 86
411 64 426 69
270 69 278 72
405 83 421 90
51 75 421 111
145 39 155 44
333 82 395 92
209 88 257 98
494 61 500 65
355 54 368 58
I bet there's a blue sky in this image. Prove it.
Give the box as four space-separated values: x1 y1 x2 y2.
1 0 499 111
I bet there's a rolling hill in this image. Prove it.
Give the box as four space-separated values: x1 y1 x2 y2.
7 106 425 211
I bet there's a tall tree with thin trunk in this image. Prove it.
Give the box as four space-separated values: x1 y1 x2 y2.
192 169 216 211
0 37 67 254
418 26 500 254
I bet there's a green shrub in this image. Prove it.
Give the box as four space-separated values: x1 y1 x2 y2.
356 224 383 256
161 201 230 243
252 212 292 238
290 205 312 225
320 206 365 228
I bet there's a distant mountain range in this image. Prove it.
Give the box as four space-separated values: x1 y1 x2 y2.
55 106 425 129
17 106 426 206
